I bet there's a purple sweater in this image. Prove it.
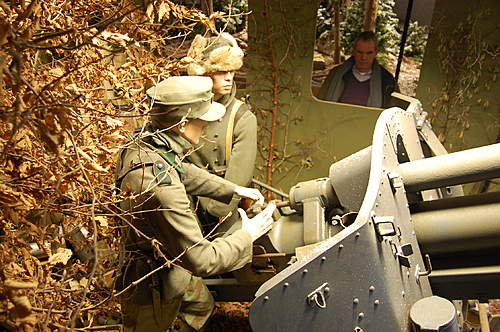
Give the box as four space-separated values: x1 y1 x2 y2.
339 71 370 106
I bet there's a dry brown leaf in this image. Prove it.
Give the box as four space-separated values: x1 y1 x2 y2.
49 67 64 77
95 216 108 228
158 2 171 21
105 117 123 128
68 279 81 290
146 3 155 23
79 277 89 288
48 248 73 265
18 162 30 177
0 22 11 46
0 184 20 205
101 132 126 144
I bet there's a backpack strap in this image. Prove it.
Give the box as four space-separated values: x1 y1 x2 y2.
225 99 246 166
225 99 245 165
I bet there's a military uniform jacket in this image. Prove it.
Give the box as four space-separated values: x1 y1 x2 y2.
115 129 253 304
187 85 257 218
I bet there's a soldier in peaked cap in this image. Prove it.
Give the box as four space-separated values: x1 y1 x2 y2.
184 32 258 236
115 76 275 332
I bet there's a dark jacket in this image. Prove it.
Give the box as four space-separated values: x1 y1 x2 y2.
318 57 397 108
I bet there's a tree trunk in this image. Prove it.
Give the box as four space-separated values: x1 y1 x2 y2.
326 1 344 64
201 0 213 16
333 0 341 63
200 0 214 34
363 0 378 32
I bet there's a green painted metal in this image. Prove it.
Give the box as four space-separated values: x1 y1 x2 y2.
416 0 499 152
246 0 384 193
245 0 498 194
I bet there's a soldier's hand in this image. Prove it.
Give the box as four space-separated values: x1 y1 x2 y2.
238 202 276 242
234 186 265 206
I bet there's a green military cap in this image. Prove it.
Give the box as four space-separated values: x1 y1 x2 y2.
147 76 225 122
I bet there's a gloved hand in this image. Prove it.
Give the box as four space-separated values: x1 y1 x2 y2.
238 202 276 242
234 186 265 207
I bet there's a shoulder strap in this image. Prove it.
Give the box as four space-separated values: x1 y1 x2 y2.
225 99 245 165
115 140 184 189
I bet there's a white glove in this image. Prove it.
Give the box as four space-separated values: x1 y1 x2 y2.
234 186 265 207
238 202 276 242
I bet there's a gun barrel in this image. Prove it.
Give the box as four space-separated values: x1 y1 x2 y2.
398 143 500 192
413 201 500 254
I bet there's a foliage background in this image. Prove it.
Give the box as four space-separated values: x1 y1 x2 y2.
317 0 428 62
0 1 213 330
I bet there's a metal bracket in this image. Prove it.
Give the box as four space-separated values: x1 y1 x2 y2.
306 283 330 309
415 254 433 278
396 243 414 268
388 172 404 192
302 197 328 245
373 216 397 237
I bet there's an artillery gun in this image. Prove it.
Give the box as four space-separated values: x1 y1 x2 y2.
208 95 500 331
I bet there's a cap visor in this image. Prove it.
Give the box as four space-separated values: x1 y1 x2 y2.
198 102 226 121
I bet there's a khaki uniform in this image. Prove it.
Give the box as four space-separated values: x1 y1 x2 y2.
187 86 257 233
115 129 253 331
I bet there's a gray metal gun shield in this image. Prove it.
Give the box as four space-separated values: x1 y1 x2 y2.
250 107 437 332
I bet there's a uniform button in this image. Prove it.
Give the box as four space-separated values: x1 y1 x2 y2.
213 147 218 151
214 134 219 138
214 159 219 164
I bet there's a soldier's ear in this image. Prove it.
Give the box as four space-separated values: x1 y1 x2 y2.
178 121 187 133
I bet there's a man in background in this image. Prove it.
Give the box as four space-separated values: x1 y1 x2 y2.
318 31 397 108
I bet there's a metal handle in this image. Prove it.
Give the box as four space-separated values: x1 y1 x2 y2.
307 283 330 309
416 254 433 278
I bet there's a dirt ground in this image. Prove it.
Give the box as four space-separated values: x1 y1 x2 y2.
169 302 252 331
206 302 252 332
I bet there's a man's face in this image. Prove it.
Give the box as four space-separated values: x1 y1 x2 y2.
352 39 378 73
209 71 235 100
